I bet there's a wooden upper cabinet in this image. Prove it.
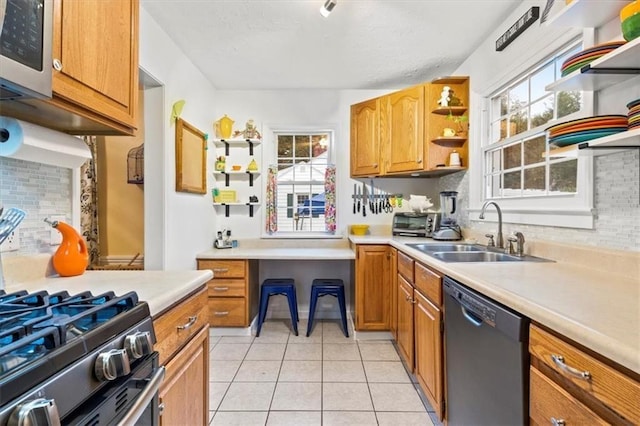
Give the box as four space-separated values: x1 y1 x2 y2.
2 0 139 135
350 98 381 176
382 85 425 174
52 0 138 132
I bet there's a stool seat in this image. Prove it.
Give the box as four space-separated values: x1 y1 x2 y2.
306 278 348 338
256 279 299 337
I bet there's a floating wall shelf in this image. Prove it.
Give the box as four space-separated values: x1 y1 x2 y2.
545 0 629 28
547 128 640 158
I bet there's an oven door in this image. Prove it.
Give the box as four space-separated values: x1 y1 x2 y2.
62 353 164 426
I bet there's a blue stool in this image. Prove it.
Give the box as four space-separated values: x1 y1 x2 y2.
306 279 348 338
256 278 299 337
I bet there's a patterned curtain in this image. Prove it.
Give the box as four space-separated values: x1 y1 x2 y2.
80 136 100 265
324 165 336 233
265 165 278 234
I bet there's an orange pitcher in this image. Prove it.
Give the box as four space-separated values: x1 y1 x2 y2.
45 218 88 277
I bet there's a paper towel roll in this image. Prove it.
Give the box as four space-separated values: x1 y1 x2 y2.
0 117 92 168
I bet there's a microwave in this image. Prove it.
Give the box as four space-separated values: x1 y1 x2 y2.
392 212 440 237
0 0 53 100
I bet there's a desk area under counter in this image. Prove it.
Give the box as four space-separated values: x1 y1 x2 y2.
196 241 356 329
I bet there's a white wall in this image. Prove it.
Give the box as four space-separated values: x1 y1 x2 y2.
139 9 219 269
213 89 445 239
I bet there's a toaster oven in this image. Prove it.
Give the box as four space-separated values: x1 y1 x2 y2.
392 212 440 237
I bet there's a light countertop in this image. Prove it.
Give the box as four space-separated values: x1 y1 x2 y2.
5 270 213 317
197 247 355 260
351 234 640 375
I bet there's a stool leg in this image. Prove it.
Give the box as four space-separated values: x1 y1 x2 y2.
337 289 349 338
292 286 299 323
286 291 299 336
307 287 319 337
256 291 270 337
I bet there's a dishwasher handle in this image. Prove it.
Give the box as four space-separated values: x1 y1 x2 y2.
461 306 484 327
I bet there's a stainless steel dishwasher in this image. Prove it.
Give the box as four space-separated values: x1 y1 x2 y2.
443 276 529 426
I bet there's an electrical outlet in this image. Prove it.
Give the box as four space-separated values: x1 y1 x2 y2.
1 229 20 252
49 215 66 245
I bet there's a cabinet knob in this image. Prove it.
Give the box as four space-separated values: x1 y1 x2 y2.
52 59 63 71
417 158 423 164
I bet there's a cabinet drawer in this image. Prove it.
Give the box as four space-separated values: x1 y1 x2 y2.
209 298 246 326
414 262 441 305
397 251 414 282
530 325 640 424
154 288 208 365
198 260 246 278
530 367 606 426
208 279 246 297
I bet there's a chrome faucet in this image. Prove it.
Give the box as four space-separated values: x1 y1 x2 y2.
479 201 503 249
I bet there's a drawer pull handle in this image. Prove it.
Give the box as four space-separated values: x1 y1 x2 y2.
176 315 198 330
212 268 229 273
550 417 565 426
214 311 229 316
213 287 229 291
551 354 591 380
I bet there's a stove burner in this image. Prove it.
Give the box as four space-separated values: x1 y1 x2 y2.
0 289 149 406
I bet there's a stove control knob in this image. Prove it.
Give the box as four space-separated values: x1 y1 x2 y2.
124 331 153 359
8 398 61 426
95 348 131 381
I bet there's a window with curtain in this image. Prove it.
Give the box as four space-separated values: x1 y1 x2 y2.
484 40 585 200
267 131 335 234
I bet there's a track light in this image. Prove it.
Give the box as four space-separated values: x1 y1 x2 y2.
320 0 337 17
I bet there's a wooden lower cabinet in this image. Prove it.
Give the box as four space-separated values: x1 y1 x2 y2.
197 259 259 327
414 290 443 420
390 248 398 339
153 287 209 426
355 245 391 330
529 324 640 425
159 326 209 425
396 275 414 370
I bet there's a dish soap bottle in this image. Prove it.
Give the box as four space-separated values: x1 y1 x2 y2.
45 218 88 277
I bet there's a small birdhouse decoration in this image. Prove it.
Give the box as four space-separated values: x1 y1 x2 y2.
127 144 144 184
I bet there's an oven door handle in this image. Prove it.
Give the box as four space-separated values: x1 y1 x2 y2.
116 366 165 426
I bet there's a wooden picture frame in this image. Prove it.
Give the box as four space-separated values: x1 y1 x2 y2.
175 118 207 194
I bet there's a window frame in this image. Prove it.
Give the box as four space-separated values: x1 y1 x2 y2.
468 28 596 229
261 125 340 239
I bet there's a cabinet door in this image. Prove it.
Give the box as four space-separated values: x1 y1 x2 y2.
52 0 138 130
383 85 425 173
390 248 398 340
159 326 209 426
414 290 443 420
355 245 390 330
350 98 381 176
397 274 414 371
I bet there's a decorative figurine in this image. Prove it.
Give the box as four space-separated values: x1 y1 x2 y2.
215 115 234 139
438 86 451 107
247 159 259 171
215 155 226 171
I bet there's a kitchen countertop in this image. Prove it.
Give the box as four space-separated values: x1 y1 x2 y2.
350 234 640 375
197 246 355 260
5 270 213 317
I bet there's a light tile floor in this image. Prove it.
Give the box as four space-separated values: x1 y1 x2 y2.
209 319 436 426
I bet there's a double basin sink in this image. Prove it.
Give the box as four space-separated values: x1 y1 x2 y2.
406 243 551 263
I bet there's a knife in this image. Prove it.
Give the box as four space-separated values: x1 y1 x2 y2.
353 183 357 214
370 179 376 214
357 186 361 213
362 183 367 217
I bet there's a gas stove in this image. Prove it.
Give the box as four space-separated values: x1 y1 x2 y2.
0 289 162 425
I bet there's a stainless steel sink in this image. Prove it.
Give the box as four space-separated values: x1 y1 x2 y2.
407 243 485 253
430 251 524 262
406 243 552 262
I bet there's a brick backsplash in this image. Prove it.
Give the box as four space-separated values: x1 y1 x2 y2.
0 157 72 254
440 150 640 252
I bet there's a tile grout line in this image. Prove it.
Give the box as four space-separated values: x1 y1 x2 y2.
357 340 381 425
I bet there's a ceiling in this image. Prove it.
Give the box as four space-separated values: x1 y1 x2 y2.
141 0 521 90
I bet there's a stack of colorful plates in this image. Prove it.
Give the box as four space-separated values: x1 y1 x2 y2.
627 98 640 130
560 41 627 77
546 115 628 147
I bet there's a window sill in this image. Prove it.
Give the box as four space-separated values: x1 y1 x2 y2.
467 207 595 229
